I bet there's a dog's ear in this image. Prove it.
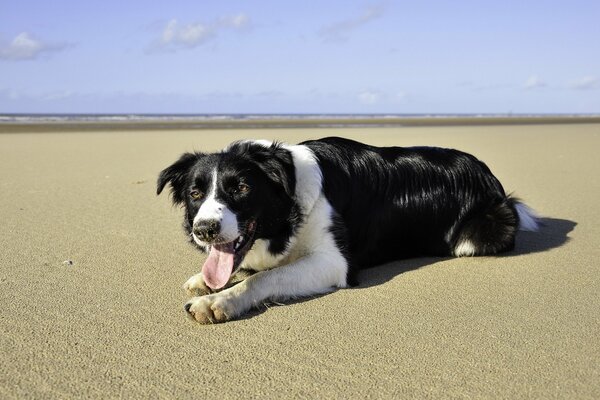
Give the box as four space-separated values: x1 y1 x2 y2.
251 143 296 198
157 152 201 204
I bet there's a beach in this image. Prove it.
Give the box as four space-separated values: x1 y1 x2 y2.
1 122 599 398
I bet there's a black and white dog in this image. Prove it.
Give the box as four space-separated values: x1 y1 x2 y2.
157 137 538 323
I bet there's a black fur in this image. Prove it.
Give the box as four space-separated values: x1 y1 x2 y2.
302 137 519 279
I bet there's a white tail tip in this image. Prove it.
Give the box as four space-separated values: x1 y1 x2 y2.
515 202 540 231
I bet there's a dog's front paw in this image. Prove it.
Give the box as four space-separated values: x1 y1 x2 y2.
184 294 239 324
183 273 211 297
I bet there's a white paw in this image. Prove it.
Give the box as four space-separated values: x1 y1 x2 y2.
183 273 211 297
184 293 239 324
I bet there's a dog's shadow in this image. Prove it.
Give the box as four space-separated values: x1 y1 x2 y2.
236 217 575 321
356 217 576 289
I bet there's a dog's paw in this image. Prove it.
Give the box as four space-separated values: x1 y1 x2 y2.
184 294 239 324
183 273 211 297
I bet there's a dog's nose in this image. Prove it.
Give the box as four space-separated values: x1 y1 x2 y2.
193 219 221 242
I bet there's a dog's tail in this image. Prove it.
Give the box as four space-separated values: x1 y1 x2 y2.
511 198 540 232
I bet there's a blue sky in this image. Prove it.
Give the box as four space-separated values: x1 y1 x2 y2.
1 0 598 114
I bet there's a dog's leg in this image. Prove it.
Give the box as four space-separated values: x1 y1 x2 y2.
183 268 258 297
184 252 348 323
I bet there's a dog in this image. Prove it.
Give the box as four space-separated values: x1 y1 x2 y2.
157 137 538 323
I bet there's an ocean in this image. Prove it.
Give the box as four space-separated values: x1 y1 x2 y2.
1 113 595 124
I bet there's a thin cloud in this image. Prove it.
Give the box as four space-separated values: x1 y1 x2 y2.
0 32 70 61
149 14 250 52
524 75 546 90
42 90 74 101
0 88 20 100
319 3 386 42
568 76 598 90
357 90 410 105
468 83 514 92
358 90 382 105
396 91 408 102
0 88 74 102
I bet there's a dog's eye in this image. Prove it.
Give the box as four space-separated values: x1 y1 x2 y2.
237 183 250 193
190 190 203 200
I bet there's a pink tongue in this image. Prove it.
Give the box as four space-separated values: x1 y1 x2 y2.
202 244 235 290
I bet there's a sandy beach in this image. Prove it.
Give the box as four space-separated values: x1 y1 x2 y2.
1 122 599 398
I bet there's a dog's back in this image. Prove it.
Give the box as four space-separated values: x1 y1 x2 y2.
303 137 524 268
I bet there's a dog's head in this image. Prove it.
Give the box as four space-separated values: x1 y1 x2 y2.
157 141 298 290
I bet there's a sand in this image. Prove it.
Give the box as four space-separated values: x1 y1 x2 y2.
1 123 599 399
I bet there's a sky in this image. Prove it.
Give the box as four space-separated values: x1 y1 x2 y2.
1 0 599 114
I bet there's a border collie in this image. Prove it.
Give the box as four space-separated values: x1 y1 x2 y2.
157 137 538 324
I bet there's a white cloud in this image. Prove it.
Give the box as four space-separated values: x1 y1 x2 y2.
42 90 74 101
223 14 250 29
151 14 250 52
568 76 598 90
161 19 213 47
0 88 21 100
396 91 408 101
319 3 386 42
470 83 514 92
0 88 75 102
358 90 381 105
0 32 69 61
357 90 410 105
524 75 546 90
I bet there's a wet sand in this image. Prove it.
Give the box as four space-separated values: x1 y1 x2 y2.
1 123 599 398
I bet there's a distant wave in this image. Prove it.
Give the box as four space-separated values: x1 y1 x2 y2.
1 113 598 123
